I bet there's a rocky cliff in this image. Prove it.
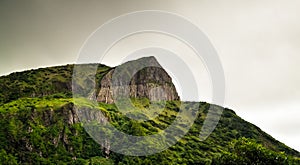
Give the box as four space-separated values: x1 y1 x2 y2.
97 57 180 104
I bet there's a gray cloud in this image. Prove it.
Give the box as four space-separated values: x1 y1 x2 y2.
0 0 299 151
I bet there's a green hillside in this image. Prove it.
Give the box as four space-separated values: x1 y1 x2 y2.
0 64 299 164
0 64 111 105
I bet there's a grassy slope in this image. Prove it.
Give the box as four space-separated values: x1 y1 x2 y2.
0 64 111 104
0 64 299 164
0 97 299 164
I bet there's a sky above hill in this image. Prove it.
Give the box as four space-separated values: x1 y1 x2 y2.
0 0 299 151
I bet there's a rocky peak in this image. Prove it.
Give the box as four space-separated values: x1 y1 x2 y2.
97 56 180 103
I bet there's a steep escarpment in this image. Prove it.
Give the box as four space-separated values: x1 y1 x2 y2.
0 57 178 105
97 57 180 103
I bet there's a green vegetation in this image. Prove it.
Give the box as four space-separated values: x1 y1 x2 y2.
212 137 300 165
0 64 299 164
0 64 111 105
0 96 299 164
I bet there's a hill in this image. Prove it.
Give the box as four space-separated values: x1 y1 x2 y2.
0 58 299 164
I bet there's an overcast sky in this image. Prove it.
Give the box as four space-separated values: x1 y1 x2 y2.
1 0 299 151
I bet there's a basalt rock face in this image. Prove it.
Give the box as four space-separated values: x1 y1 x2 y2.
97 57 180 103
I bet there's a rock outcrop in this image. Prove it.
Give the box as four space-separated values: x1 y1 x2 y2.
97 56 180 103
